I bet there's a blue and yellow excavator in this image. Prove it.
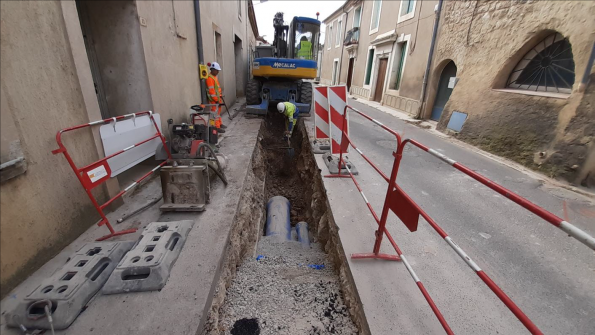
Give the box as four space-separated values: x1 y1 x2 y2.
246 12 320 115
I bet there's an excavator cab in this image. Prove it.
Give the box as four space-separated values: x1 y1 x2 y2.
287 17 321 61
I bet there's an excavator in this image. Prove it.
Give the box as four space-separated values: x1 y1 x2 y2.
246 12 320 116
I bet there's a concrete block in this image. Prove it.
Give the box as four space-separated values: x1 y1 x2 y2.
311 140 330 154
323 152 358 175
102 220 194 294
4 241 134 330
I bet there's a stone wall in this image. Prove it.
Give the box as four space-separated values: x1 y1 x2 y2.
425 0 595 186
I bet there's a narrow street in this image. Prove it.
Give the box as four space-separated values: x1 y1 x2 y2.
316 98 595 334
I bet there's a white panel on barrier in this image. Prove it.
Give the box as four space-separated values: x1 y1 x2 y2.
100 114 162 177
328 85 349 154
314 86 330 140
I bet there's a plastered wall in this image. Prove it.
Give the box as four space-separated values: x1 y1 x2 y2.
0 0 108 296
136 0 201 129
199 0 251 108
321 0 438 118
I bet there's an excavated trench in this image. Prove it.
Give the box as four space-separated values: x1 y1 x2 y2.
202 114 369 335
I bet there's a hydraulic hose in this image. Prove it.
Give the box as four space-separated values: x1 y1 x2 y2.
197 143 228 185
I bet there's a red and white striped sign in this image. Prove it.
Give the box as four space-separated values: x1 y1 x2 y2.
314 86 330 139
328 85 349 154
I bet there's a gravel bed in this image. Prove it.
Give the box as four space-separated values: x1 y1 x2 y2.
219 236 358 335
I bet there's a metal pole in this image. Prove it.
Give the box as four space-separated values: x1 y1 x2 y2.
337 4 349 85
415 0 443 119
194 0 207 104
579 41 595 92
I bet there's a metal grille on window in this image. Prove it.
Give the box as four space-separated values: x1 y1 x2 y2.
507 33 575 94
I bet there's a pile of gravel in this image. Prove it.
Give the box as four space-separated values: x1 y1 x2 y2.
219 236 358 335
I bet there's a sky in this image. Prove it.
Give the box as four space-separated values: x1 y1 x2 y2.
253 0 345 44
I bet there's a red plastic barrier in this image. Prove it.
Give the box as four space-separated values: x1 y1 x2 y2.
52 111 171 241
325 104 595 334
325 105 454 334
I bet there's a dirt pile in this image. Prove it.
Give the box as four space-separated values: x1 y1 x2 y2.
261 112 308 224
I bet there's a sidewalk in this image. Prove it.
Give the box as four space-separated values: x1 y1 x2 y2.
0 105 261 335
348 95 443 135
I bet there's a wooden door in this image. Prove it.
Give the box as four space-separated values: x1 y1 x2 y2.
373 58 388 102
346 58 355 90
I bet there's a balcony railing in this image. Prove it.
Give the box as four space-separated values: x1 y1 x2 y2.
344 27 360 46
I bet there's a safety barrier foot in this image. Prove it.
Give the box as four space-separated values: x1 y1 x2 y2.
351 252 401 261
96 228 137 241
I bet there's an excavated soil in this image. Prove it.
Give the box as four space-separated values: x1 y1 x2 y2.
261 112 308 224
202 113 369 335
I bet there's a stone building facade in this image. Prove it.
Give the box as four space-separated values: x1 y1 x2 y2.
423 0 594 187
0 0 258 296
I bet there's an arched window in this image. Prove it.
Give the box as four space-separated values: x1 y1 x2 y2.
507 33 575 94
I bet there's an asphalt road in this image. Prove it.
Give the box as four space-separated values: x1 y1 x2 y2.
318 98 595 334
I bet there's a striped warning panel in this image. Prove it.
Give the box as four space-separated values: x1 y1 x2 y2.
328 85 349 154
314 86 330 140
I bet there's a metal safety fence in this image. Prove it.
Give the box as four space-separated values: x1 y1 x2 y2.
325 104 595 334
52 111 171 241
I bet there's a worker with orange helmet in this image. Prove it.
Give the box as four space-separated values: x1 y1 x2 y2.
206 62 226 133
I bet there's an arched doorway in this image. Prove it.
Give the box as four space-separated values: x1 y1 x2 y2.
430 61 457 121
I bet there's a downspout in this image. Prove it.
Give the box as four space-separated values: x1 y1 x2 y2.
415 0 443 119
194 0 207 103
337 3 349 86
578 41 595 93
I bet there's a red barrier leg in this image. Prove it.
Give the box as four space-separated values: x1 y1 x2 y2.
97 228 137 241
347 148 403 261
373 149 404 256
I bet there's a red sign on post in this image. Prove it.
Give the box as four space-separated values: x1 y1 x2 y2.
387 185 420 232
80 161 112 190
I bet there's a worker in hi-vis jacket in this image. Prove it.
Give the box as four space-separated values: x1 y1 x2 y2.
206 62 226 133
276 102 299 139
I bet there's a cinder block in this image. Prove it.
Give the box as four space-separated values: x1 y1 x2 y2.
102 220 193 294
5 241 134 330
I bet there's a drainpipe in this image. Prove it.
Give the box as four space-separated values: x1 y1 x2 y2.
337 3 349 86
415 0 443 119
578 41 595 93
266 196 291 241
194 0 207 103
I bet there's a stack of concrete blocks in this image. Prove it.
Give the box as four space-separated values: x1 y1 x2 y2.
5 220 193 331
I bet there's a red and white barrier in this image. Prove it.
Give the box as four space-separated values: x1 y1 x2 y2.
328 85 349 154
314 86 330 140
326 104 595 334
